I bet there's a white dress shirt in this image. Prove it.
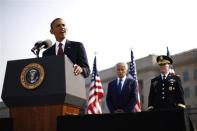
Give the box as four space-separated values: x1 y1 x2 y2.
161 72 169 80
117 75 127 90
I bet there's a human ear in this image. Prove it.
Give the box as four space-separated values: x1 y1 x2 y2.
50 28 54 34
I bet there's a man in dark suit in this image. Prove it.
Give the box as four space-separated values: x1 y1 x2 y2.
43 18 90 78
106 62 137 113
148 55 186 110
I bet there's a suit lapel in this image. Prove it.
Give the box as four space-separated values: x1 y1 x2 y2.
166 73 171 80
49 44 56 55
64 40 71 54
121 78 127 91
113 79 119 94
159 75 163 81
121 78 129 93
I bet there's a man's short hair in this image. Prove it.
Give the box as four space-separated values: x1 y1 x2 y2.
50 18 63 29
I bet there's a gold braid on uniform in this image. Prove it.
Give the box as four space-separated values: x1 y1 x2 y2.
147 106 154 110
177 104 186 109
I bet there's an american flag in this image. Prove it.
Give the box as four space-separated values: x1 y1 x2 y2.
87 56 104 114
166 46 175 74
128 49 142 112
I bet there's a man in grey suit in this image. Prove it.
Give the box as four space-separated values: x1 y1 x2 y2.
106 62 137 113
43 18 90 78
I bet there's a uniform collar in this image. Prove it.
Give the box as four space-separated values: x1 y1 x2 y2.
161 72 170 78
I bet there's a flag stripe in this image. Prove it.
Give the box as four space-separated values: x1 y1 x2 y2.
87 56 104 114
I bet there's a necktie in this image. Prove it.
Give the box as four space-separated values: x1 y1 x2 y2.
117 79 122 94
162 75 166 81
57 43 64 56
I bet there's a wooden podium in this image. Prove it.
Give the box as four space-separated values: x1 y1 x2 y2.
1 55 86 131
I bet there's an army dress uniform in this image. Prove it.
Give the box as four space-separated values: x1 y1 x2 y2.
148 55 186 110
148 73 186 110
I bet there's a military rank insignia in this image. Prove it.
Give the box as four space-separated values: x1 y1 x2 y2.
168 79 176 83
20 63 45 90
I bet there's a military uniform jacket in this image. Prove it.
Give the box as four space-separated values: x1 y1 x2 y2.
148 73 185 110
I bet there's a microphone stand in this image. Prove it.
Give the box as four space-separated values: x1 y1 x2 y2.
35 48 40 58
31 48 40 58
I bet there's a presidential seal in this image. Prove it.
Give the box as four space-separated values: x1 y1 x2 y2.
20 63 45 90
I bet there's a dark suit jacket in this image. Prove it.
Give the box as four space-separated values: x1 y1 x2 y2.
148 73 185 110
42 40 90 78
106 77 137 113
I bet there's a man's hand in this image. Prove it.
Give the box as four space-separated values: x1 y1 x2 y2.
73 64 83 76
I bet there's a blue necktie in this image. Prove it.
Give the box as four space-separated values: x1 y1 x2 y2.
117 79 122 95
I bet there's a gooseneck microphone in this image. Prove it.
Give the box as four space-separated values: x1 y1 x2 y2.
31 39 52 58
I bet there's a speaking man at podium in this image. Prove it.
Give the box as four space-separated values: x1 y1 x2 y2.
43 18 90 78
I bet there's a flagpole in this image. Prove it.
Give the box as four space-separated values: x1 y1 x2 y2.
166 46 175 75
94 52 99 113
129 48 141 112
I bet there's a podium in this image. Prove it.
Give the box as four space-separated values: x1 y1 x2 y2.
57 109 192 131
0 118 13 131
1 55 86 131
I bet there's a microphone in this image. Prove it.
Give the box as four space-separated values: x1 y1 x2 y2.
31 39 52 53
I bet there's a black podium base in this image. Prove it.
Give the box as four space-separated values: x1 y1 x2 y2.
0 118 13 131
57 109 192 131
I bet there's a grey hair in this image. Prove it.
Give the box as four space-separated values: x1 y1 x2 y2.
115 62 128 70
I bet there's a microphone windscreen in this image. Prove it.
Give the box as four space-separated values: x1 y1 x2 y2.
42 39 52 48
34 41 42 46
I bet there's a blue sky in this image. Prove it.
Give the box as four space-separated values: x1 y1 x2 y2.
0 0 197 101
